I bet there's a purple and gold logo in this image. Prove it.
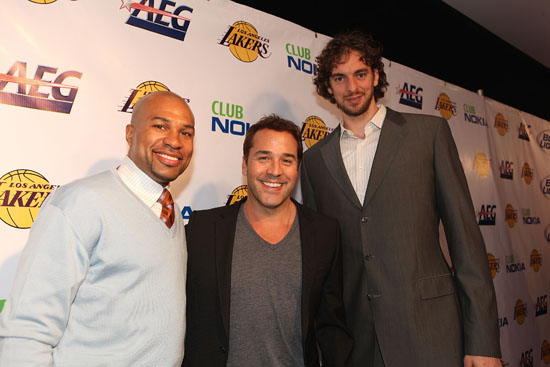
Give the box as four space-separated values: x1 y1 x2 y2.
0 61 82 113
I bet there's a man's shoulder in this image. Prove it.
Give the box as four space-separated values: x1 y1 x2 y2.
303 125 340 158
47 170 116 208
295 201 338 228
386 107 445 127
189 202 239 221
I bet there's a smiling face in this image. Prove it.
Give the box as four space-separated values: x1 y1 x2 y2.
328 50 379 119
242 129 299 211
126 92 195 186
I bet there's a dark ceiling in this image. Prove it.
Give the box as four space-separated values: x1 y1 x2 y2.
233 0 550 121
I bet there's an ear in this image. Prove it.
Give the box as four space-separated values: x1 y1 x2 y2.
373 68 379 87
241 156 247 177
126 124 134 146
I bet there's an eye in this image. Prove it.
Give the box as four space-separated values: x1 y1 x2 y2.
356 72 367 79
332 75 344 83
153 124 166 130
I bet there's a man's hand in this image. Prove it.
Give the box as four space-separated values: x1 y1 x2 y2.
464 355 502 367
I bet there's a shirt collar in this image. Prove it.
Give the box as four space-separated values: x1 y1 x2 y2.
117 155 166 208
340 104 386 139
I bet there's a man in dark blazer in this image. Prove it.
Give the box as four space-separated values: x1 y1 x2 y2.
184 115 352 367
300 31 501 367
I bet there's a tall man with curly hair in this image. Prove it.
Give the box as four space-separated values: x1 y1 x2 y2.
300 30 501 367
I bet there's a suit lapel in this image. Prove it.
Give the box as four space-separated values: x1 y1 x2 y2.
363 108 407 208
320 126 362 209
296 203 315 345
215 202 241 338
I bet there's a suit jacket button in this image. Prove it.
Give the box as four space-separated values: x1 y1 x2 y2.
367 293 372 300
220 345 227 353
364 254 373 260
361 216 368 223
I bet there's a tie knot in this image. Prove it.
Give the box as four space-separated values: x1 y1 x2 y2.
158 188 175 228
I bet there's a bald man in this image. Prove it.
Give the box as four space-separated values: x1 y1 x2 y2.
0 91 195 366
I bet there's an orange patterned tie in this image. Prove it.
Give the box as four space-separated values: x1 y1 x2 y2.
158 188 175 229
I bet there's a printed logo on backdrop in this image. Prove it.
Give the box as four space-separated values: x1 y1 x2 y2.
119 81 171 113
536 295 548 317
518 122 530 141
434 93 456 120
28 0 57 3
301 116 333 148
541 340 550 364
505 254 525 273
522 208 540 225
545 224 550 244
541 175 550 199
498 315 508 328
211 101 250 136
499 160 513 180
514 299 527 325
538 129 550 153
0 169 59 229
0 61 82 114
473 152 490 178
397 83 423 110
219 21 271 63
520 348 533 367
478 204 496 225
493 113 509 136
286 43 317 76
504 204 517 228
226 185 248 206
521 163 534 184
487 253 500 278
530 249 542 272
120 0 193 41
463 104 487 127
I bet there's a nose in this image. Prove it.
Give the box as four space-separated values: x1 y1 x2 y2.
267 159 282 177
346 77 358 92
164 129 183 149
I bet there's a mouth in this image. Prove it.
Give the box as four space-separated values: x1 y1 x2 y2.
155 152 182 166
345 94 364 104
261 181 283 189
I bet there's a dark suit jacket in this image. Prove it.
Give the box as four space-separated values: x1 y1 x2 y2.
300 108 501 367
183 199 352 367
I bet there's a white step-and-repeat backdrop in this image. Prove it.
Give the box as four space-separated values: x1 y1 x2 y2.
1 1 549 365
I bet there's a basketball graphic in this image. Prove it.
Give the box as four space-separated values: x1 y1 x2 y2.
530 249 541 272
28 0 57 3
494 113 508 136
228 21 260 63
473 152 490 178
130 81 170 109
0 169 56 229
226 185 248 206
522 162 533 184
435 93 455 120
514 299 526 325
301 116 329 148
505 204 517 228
487 253 499 279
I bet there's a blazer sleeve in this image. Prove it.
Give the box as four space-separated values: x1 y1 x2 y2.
314 222 353 367
433 118 501 357
300 155 318 211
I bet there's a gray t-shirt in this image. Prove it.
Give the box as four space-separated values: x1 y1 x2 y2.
227 206 304 367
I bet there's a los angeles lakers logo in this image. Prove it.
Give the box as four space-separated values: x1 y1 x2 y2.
219 21 271 63
301 116 331 148
530 249 542 272
514 299 527 325
119 81 170 113
487 253 499 279
0 169 59 229
494 113 508 136
505 204 517 228
226 185 248 206
434 93 456 120
473 152 490 178
28 0 57 3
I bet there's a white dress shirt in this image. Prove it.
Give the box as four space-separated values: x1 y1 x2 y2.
340 104 386 204
117 155 166 217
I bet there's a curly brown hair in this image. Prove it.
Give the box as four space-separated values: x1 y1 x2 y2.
314 30 388 104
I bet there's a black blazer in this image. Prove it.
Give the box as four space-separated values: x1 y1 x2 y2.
183 199 352 367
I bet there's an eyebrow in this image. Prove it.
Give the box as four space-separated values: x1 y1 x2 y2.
151 116 195 130
331 68 370 77
254 150 297 159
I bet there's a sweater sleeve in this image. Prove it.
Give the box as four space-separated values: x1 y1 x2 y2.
0 201 91 366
